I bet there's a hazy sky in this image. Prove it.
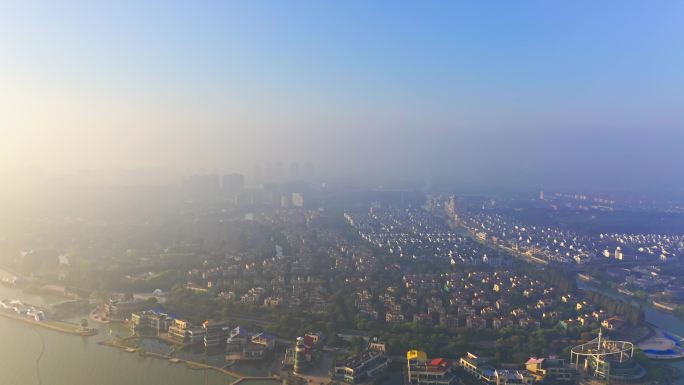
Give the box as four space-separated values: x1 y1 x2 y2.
1 1 683 191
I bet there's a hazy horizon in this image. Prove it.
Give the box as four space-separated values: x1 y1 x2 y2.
3 4 684 384
2 1 684 194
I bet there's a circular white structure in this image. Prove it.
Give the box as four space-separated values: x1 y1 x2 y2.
570 330 644 380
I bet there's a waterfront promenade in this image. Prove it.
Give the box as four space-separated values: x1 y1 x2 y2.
99 338 281 385
0 310 97 336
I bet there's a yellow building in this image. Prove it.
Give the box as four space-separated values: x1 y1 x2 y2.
407 350 428 361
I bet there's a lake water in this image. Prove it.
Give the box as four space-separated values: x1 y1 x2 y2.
0 270 237 385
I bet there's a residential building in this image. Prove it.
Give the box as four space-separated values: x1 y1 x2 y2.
368 337 386 353
203 320 230 348
334 348 388 384
304 331 324 345
243 332 275 359
525 357 574 382
168 319 205 344
459 352 496 382
601 316 626 331
130 310 171 334
226 326 249 352
407 350 458 385
104 298 151 322
494 369 535 385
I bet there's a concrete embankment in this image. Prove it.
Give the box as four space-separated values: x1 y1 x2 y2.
0 311 97 336
100 339 251 380
230 377 282 385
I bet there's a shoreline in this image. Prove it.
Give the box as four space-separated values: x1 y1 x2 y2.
580 280 684 323
98 338 281 384
0 310 98 336
639 326 684 360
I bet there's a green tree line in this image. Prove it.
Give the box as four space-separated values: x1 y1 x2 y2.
585 290 645 326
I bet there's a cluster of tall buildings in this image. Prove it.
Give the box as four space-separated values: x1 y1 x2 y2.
252 162 315 184
181 173 245 200
180 172 307 208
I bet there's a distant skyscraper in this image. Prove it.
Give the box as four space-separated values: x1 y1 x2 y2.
539 190 545 200
252 165 263 184
289 162 300 178
265 163 275 182
303 162 315 176
292 192 304 207
280 194 290 208
445 195 458 220
181 174 220 200
222 173 245 197
274 162 285 181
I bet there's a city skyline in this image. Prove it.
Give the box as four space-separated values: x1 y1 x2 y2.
2 1 683 192
2 3 684 384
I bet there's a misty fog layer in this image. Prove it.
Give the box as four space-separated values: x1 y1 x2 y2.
1 1 683 194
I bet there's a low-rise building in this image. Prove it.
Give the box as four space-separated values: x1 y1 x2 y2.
226 326 249 352
413 313 434 325
187 326 206 344
243 332 275 359
459 353 537 385
601 316 626 331
459 352 494 382
168 319 205 344
168 319 191 342
104 297 151 322
386 312 405 323
525 357 573 382
334 348 388 384
203 320 230 348
131 310 171 334
368 337 386 353
407 350 458 385
305 331 324 345
494 369 535 385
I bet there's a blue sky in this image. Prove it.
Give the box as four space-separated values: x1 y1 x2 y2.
1 1 683 191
